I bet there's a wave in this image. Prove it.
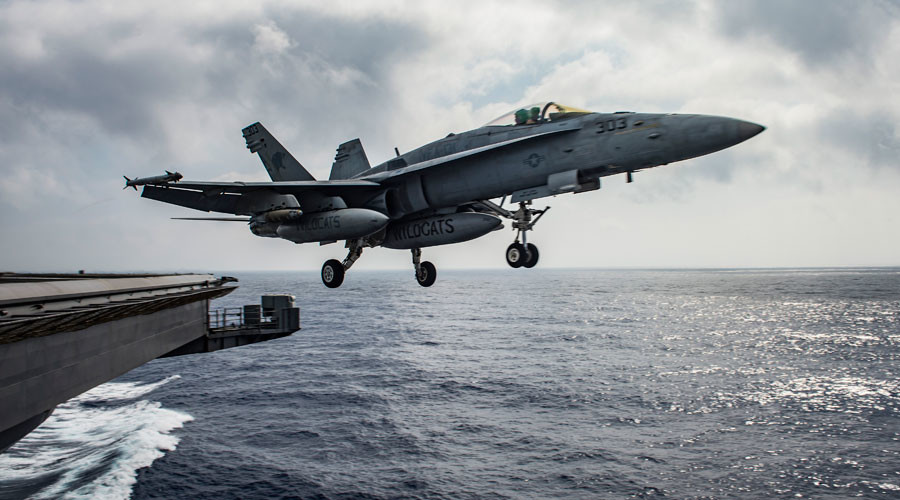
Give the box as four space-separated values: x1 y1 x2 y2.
0 376 191 500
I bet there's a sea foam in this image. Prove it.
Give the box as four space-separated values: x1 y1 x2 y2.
0 376 190 500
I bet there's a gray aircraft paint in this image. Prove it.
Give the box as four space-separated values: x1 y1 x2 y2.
330 139 371 180
382 212 502 249
369 113 760 209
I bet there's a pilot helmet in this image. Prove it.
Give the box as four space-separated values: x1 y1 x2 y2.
514 109 528 125
529 107 541 120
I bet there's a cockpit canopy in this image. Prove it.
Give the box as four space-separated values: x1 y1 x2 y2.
483 102 592 127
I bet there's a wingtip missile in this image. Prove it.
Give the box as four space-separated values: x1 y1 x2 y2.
123 171 183 190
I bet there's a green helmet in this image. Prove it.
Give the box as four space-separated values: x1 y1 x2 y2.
529 107 541 120
514 109 528 124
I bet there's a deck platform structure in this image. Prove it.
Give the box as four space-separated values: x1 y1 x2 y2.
0 273 299 453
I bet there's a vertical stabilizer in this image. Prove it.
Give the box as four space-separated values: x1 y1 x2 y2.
242 122 315 181
329 139 371 180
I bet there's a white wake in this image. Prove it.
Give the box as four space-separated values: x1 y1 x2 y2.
0 376 191 500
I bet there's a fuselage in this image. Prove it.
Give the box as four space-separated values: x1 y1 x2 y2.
354 112 763 219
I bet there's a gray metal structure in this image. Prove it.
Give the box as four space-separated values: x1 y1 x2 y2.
136 102 764 287
0 273 300 453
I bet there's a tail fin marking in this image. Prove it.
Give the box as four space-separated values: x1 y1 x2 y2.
242 122 315 182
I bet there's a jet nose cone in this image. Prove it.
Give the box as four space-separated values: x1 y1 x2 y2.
663 114 766 162
736 120 765 142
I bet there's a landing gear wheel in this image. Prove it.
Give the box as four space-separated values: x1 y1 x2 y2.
523 243 539 268
416 261 437 287
321 259 345 288
506 243 526 268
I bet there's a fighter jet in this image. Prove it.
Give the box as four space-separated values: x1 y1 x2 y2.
133 102 764 287
124 170 183 190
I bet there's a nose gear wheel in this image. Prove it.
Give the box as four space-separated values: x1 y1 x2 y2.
506 243 526 268
522 243 539 268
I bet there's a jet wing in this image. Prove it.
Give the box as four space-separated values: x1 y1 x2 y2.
140 179 381 215
170 179 380 194
363 125 582 182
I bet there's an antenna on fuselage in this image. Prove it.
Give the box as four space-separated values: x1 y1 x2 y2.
394 147 400 157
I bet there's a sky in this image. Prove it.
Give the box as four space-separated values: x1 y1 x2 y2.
1 0 898 273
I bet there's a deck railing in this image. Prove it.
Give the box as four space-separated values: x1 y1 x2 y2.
208 306 275 330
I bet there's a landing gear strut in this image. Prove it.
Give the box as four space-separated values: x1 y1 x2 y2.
499 201 547 269
412 248 436 287
478 199 548 269
321 240 364 288
321 242 439 288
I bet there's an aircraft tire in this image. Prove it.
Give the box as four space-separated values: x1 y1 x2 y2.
416 261 437 287
506 243 526 268
523 243 539 268
322 259 345 288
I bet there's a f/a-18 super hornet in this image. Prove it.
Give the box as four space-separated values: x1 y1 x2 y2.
134 102 764 288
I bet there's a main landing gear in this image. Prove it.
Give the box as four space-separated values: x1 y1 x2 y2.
321 241 436 288
411 248 436 287
321 240 364 288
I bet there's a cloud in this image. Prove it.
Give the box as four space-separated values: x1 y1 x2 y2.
713 0 899 69
252 21 293 55
0 0 898 272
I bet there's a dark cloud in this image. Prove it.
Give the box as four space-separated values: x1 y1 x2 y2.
714 0 898 68
0 6 427 162
211 12 428 146
0 15 206 143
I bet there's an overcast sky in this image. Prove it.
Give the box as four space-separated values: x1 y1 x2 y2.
1 0 898 273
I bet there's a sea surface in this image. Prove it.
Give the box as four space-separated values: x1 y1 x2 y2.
1 269 899 499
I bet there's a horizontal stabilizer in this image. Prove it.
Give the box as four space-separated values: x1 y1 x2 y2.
242 122 315 182
329 139 370 180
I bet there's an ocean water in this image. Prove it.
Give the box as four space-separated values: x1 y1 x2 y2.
1 268 899 499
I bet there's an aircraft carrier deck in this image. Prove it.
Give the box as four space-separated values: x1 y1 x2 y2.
0 272 300 453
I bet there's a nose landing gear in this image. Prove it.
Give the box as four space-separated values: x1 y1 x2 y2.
487 200 547 269
506 242 539 268
476 199 548 269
